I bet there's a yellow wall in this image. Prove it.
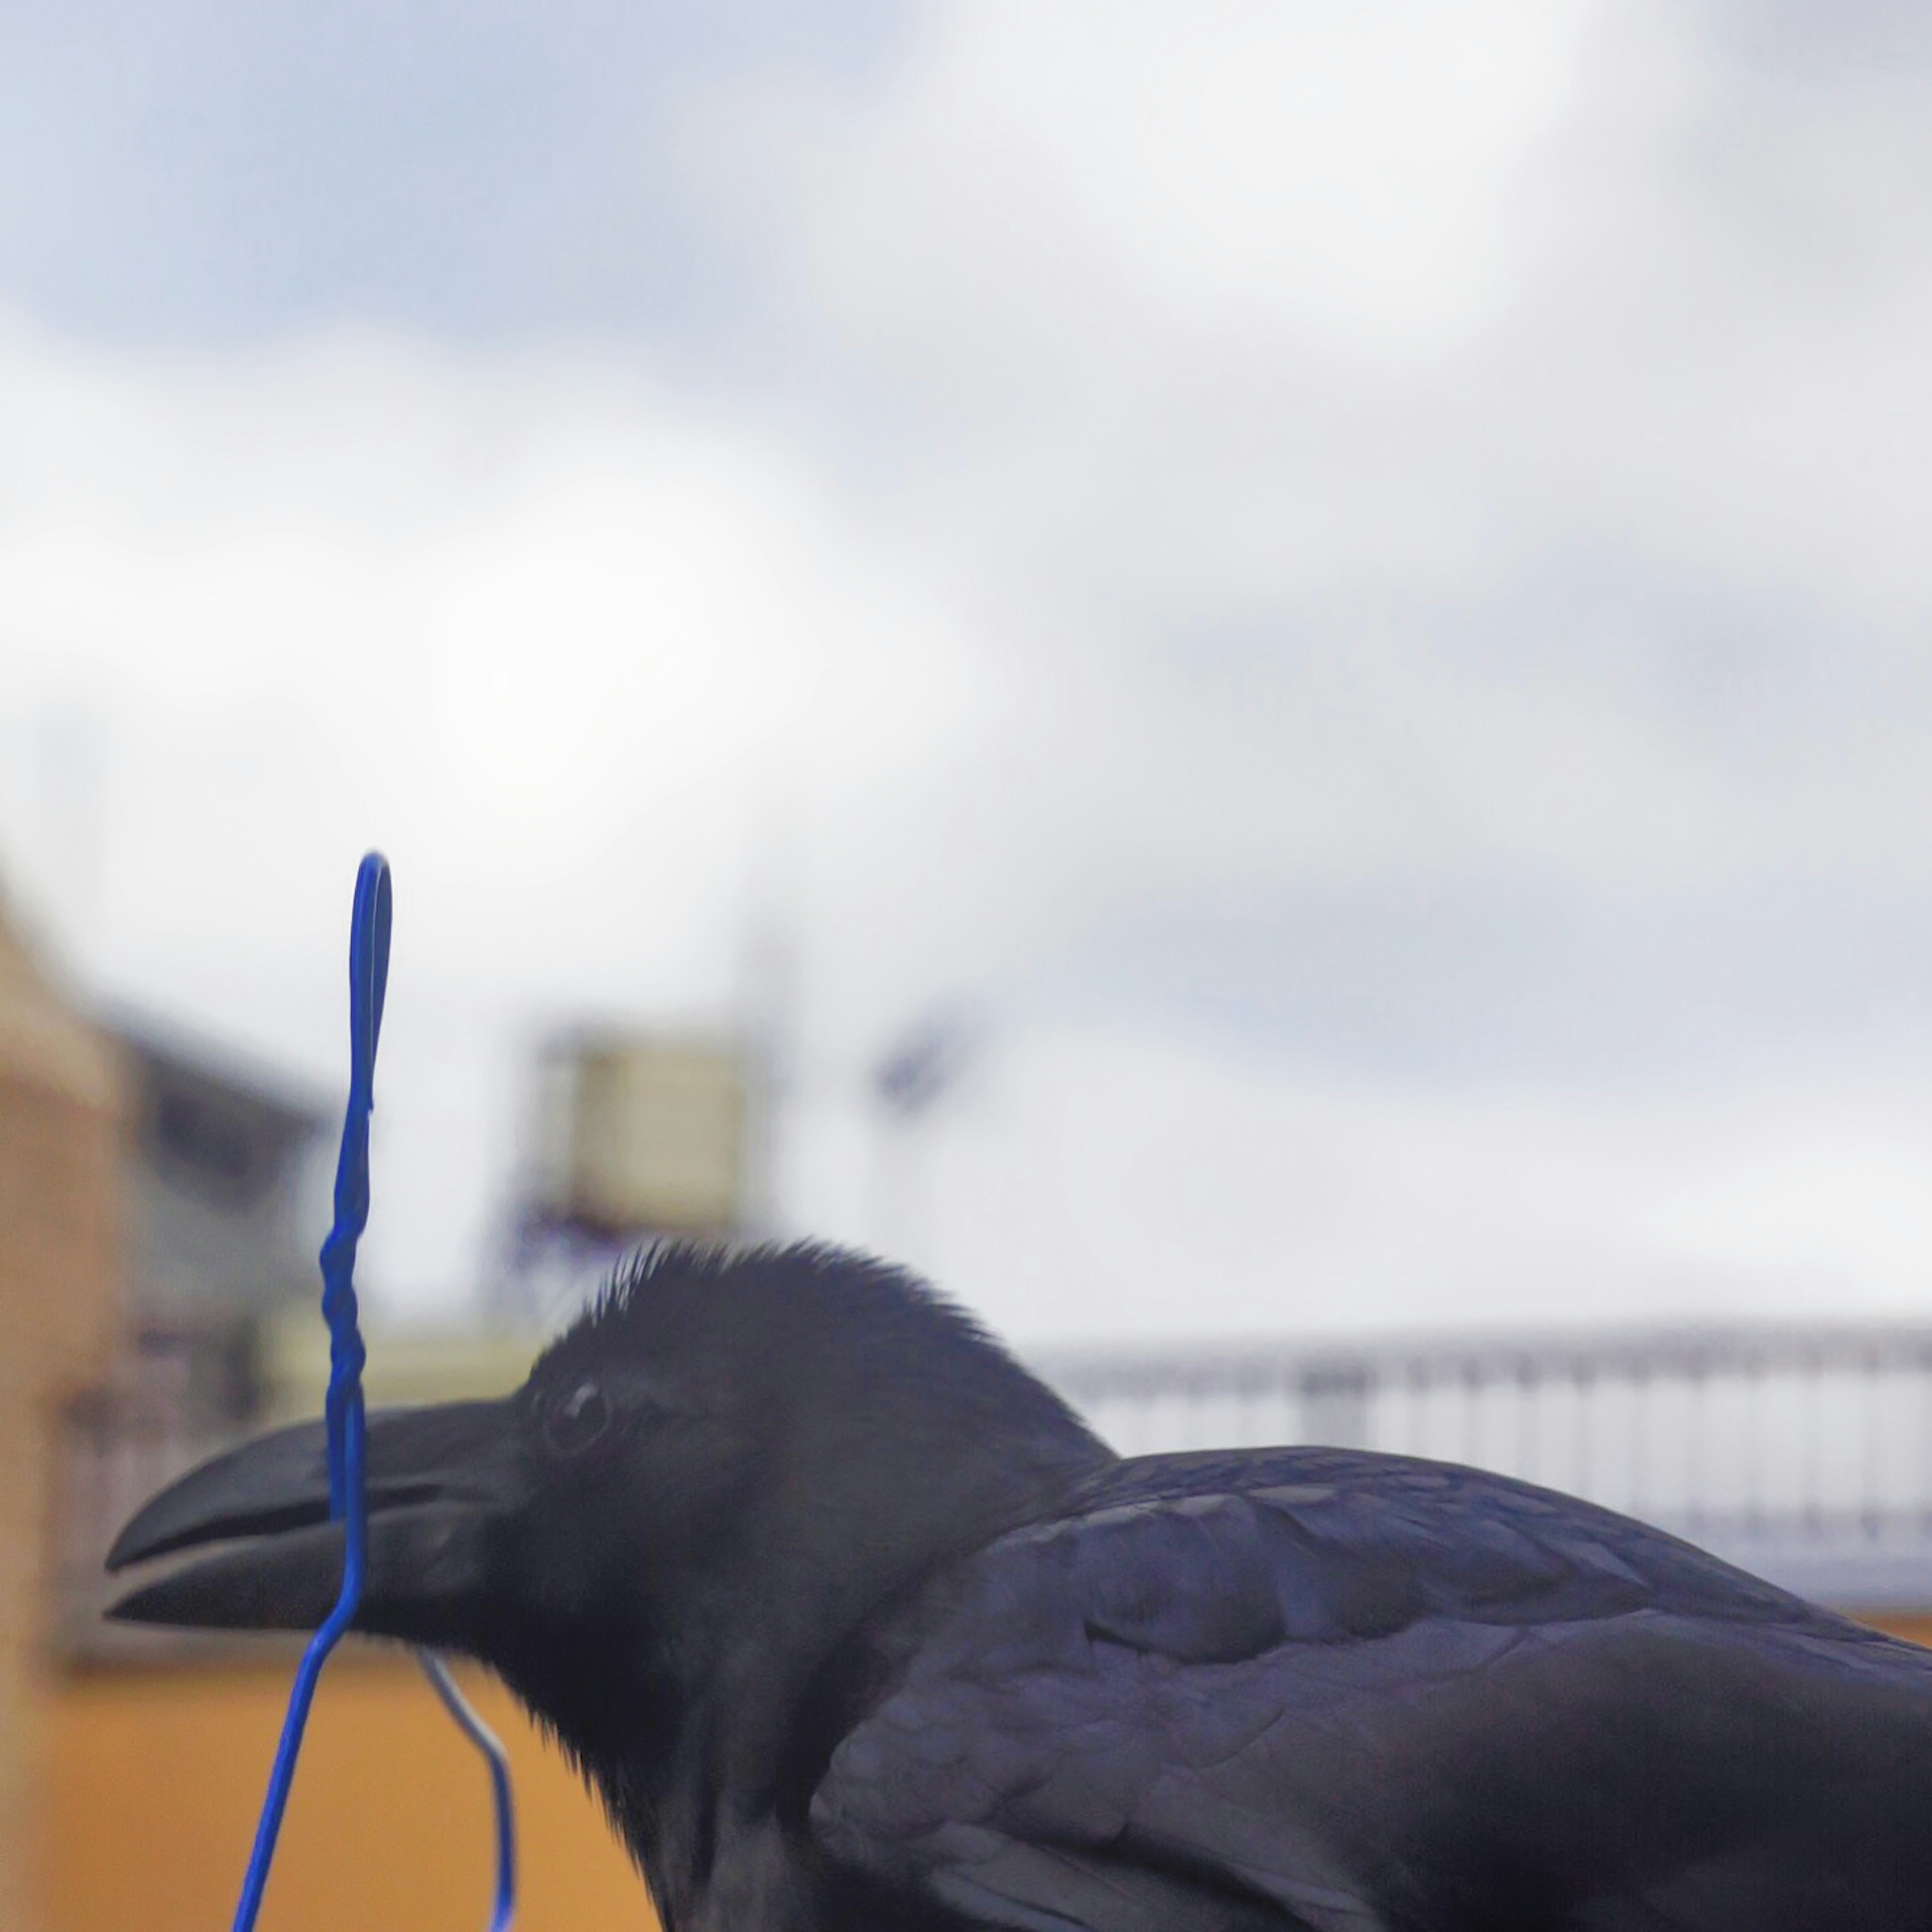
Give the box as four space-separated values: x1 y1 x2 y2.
41 1652 655 1931
41 1616 1932 1930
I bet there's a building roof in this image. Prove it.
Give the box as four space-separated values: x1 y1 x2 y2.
0 901 116 1112
101 1007 334 1133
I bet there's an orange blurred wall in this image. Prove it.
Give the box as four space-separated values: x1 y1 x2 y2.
40 1615 1932 1930
40 1652 654 1931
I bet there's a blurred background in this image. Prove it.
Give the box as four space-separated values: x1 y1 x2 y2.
8 1 1932 1926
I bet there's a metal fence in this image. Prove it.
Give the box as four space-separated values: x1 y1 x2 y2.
50 1384 261 1661
1036 1323 1932 1611
52 1321 1932 1658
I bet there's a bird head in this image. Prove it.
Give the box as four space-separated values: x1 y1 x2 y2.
108 1244 1110 1812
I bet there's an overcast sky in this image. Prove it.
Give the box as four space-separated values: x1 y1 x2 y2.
5 0 1932 1343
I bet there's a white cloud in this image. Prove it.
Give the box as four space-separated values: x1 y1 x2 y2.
7 4 1932 1341
0 323 991 980
770 0 1592 373
720 0 1932 640
699 0 1932 908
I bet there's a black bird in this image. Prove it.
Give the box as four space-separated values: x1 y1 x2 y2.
110 1244 1932 1931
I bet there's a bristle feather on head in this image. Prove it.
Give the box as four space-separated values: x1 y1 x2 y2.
536 1239 1100 1452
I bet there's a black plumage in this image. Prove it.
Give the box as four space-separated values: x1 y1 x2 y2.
109 1243 1932 1930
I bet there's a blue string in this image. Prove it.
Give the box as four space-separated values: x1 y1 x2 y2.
229 853 515 1932
417 1650 518 1932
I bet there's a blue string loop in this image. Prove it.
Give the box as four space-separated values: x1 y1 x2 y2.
230 853 515 1932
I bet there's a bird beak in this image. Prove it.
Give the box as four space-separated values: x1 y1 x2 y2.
104 1400 524 1645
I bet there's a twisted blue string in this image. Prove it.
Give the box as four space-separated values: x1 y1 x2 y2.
228 853 387 1932
230 854 515 1932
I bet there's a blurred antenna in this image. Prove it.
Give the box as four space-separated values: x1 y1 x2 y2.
873 1006 982 1120
869 1004 985 1264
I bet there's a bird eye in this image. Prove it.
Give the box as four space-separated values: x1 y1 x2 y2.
542 1379 613 1459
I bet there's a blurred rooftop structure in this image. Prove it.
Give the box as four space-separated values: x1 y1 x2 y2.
108 1012 330 1328
494 1025 761 1327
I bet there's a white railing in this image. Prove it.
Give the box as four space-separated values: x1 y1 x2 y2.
1035 1323 1932 1611
52 1321 1932 1657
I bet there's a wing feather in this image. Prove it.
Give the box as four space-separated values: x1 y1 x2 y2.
811 1449 1932 1931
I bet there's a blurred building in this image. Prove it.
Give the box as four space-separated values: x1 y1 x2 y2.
52 1018 768 1664
0 908 120 1932
44 1015 331 1669
29 998 654 1930
115 1016 328 1322
107 1014 331 1425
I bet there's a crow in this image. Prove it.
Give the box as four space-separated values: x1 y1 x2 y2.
110 1243 1932 1931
